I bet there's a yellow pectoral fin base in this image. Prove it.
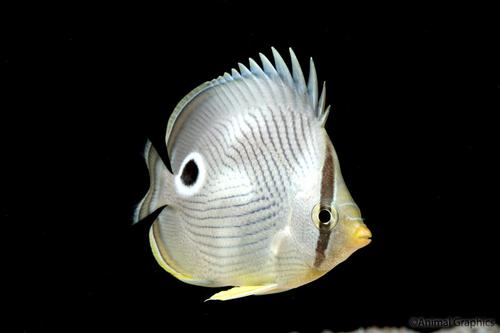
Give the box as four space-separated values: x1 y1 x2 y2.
206 284 278 301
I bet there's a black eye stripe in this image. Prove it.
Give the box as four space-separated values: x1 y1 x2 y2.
319 142 335 208
181 159 199 186
314 137 335 268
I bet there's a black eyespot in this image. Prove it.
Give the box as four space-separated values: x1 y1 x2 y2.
318 209 331 224
181 159 198 186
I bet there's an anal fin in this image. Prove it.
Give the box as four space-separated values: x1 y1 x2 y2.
206 284 278 301
149 223 210 286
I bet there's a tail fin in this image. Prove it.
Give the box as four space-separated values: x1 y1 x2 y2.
133 140 173 224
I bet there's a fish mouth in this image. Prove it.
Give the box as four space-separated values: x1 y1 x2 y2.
353 225 372 247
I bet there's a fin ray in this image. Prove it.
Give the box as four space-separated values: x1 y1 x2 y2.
259 52 278 77
308 57 318 111
272 47 294 86
289 48 307 95
317 82 327 118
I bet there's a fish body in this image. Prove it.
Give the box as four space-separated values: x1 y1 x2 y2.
134 48 371 300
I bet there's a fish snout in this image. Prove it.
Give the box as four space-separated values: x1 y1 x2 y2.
339 203 371 248
353 223 372 246
347 220 372 248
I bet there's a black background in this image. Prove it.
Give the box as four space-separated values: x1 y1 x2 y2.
3 2 499 333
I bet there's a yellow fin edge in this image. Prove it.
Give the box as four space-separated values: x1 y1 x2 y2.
206 284 278 301
149 225 206 285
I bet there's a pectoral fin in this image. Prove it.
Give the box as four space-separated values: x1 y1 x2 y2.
206 284 278 301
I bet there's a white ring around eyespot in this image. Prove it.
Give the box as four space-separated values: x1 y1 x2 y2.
174 152 206 196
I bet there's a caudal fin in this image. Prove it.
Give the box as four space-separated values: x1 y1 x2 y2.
133 140 173 224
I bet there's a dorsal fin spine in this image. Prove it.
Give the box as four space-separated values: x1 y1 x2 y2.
272 47 294 87
259 53 279 78
238 63 252 77
317 81 327 119
289 48 307 96
249 58 266 77
308 57 318 112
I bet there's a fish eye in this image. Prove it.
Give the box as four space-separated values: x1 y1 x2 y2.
181 159 198 186
318 209 331 224
312 204 338 230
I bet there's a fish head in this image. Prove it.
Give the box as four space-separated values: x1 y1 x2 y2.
289 132 371 276
314 186 372 272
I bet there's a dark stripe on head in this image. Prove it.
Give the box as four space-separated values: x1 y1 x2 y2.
314 138 335 268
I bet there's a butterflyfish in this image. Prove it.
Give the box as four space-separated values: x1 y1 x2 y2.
134 47 371 301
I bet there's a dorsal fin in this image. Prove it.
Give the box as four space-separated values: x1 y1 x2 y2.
165 47 331 157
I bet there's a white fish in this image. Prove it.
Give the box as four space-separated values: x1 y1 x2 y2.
134 47 371 301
